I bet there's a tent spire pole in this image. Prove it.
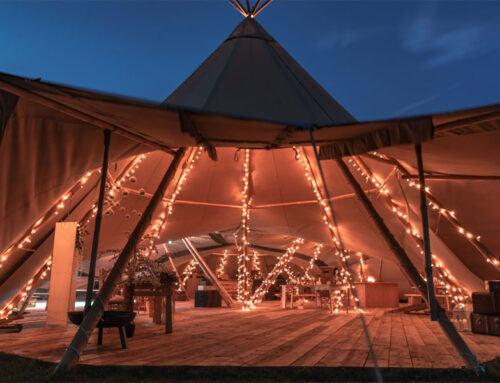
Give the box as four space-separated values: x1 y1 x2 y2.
53 148 186 376
414 143 439 321
253 0 274 17
335 157 483 374
84 129 111 314
250 0 262 15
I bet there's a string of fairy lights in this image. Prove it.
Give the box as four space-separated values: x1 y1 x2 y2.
252 251 263 278
5 144 489 317
293 147 363 313
358 252 366 282
300 244 322 284
0 153 152 320
177 259 199 292
0 169 100 269
235 149 253 308
348 156 470 307
80 154 149 229
140 147 203 258
368 151 500 270
0 257 52 320
248 237 304 309
216 249 229 278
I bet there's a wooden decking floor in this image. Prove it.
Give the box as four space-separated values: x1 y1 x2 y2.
1 301 499 368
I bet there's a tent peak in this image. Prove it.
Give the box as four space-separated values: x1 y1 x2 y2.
226 15 274 42
229 0 274 18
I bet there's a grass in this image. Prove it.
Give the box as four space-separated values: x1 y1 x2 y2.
0 352 499 382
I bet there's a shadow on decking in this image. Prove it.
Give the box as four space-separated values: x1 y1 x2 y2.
1 352 499 382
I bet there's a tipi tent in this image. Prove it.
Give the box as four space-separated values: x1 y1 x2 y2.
0 0 499 373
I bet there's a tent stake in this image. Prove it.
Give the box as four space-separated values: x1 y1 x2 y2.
335 157 483 374
414 143 439 321
84 129 111 314
53 148 186 376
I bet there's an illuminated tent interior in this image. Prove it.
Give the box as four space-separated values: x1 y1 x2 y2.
0 0 499 374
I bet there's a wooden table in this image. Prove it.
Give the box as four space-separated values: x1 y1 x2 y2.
353 282 399 308
281 285 318 309
405 293 451 311
405 293 424 306
125 282 175 333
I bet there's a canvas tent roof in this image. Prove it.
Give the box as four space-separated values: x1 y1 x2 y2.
164 17 356 127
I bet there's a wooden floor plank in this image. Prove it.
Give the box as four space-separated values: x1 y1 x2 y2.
1 302 499 368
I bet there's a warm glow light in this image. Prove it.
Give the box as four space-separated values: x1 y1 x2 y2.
352 155 471 305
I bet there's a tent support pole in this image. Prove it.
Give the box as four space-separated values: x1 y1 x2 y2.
335 157 482 373
363 152 500 273
164 244 190 300
84 129 111 314
414 143 439 321
53 148 186 376
181 238 234 307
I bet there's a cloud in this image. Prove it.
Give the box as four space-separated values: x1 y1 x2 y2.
402 7 500 68
316 27 387 51
390 83 460 117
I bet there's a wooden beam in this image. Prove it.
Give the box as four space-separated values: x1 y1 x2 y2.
362 152 500 273
164 245 190 300
251 0 262 15
402 174 500 181
254 0 273 17
335 157 482 373
229 0 247 16
181 238 234 307
436 110 500 133
415 143 439 321
53 148 186 376
84 130 111 313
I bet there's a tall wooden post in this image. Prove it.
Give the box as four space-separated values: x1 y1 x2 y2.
415 143 439 321
182 238 234 307
54 148 186 375
335 157 482 373
84 129 111 313
165 283 173 334
164 244 190 300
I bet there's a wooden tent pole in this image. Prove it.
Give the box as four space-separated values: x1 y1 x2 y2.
335 157 482 373
84 129 111 314
363 152 500 272
402 174 500 181
164 244 190 300
53 148 186 375
181 238 234 307
415 143 439 321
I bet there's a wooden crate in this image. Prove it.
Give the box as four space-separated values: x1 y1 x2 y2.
471 313 489 334
487 315 500 336
472 292 496 314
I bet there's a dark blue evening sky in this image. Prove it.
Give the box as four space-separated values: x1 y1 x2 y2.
1 0 499 121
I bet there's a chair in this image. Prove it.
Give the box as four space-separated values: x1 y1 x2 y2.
318 290 331 311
